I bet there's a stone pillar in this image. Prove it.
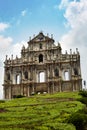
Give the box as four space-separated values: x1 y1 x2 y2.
32 83 35 93
21 67 24 83
3 86 6 99
30 67 33 80
78 65 81 76
59 79 62 92
47 66 49 82
48 84 50 94
52 83 54 93
11 71 14 84
45 69 47 82
9 86 12 99
34 66 36 82
4 68 7 84
29 67 31 81
27 86 30 97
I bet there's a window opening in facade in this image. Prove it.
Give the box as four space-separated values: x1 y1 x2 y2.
74 68 78 75
39 72 45 82
7 73 10 80
24 71 28 79
39 54 43 62
64 71 69 80
54 68 59 77
40 43 42 49
16 74 21 84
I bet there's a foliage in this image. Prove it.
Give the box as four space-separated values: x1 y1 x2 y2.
79 90 87 97
0 100 5 103
68 112 87 130
78 90 87 106
78 97 87 106
0 92 83 130
13 95 25 98
68 90 87 130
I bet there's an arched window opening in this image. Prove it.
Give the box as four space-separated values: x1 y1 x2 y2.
16 74 21 84
38 72 45 83
64 71 69 80
39 54 43 63
40 43 42 49
24 71 28 79
7 73 10 80
54 68 59 77
74 68 78 75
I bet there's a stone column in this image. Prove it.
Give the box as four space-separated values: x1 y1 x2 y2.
27 86 30 97
47 66 49 82
72 81 75 91
3 86 6 99
9 86 12 99
4 68 7 84
59 79 62 92
48 84 50 94
52 83 54 93
21 67 24 83
29 66 31 81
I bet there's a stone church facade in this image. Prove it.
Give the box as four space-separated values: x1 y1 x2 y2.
3 32 82 99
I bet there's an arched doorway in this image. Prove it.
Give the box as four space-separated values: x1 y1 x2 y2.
38 72 45 82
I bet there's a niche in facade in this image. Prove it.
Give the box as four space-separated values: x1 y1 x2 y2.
24 71 28 79
7 73 10 80
54 68 59 77
74 68 78 75
39 54 43 62
40 43 42 49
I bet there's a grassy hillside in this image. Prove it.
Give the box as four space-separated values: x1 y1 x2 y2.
0 92 84 130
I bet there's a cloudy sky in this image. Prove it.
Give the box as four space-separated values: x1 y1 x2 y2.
0 0 87 98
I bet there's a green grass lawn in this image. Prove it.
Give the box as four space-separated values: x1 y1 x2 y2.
0 92 84 130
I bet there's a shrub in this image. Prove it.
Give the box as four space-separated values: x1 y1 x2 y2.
0 100 5 103
68 112 87 130
13 95 25 98
78 90 87 106
78 97 87 106
79 90 87 97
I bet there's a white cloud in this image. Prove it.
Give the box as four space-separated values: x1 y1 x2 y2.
59 0 69 9
21 9 27 16
0 23 10 32
0 34 27 99
59 0 87 85
59 0 87 29
0 35 13 50
0 35 13 65
0 35 13 99
12 40 27 58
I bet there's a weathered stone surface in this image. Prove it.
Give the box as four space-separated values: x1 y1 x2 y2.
3 32 82 99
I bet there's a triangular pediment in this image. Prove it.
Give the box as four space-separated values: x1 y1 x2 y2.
34 32 45 41
29 32 54 42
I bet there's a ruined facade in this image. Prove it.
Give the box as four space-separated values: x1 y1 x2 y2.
3 32 82 99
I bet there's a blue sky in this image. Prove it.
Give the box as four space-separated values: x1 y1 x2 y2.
0 0 87 98
0 0 68 42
